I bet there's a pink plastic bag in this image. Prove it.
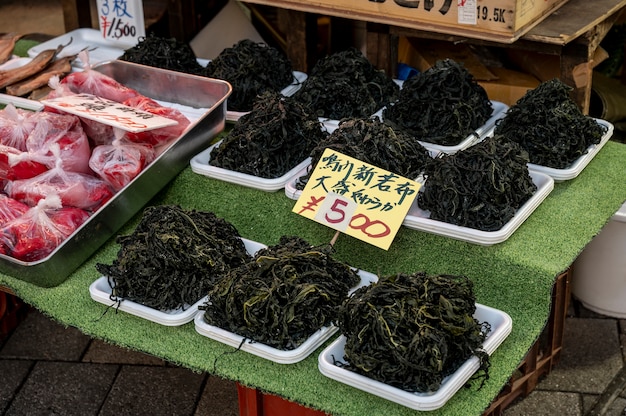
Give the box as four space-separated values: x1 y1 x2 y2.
89 138 155 191
0 194 29 226
25 111 93 174
122 96 191 148
59 50 142 103
5 153 114 211
0 195 90 261
0 144 51 182
0 104 39 151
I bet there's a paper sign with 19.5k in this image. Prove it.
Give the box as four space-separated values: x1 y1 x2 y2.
293 148 420 250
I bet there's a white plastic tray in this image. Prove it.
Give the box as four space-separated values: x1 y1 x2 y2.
89 238 267 326
284 165 309 200
402 170 554 245
527 119 613 182
194 269 379 364
190 141 312 192
28 28 126 70
318 303 512 411
0 57 31 71
374 100 508 154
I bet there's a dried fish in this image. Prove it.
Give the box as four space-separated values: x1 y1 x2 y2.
0 40 68 90
0 33 23 65
5 55 75 97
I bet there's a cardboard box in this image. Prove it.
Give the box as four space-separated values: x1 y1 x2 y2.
478 66 541 106
397 36 541 106
245 0 570 42
507 47 609 84
398 37 497 80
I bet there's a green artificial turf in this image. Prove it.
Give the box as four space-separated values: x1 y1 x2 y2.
1 138 624 415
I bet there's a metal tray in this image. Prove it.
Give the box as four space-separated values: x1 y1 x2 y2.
0 60 232 287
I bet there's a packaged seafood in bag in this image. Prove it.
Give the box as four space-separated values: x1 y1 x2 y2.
121 95 190 147
59 50 141 103
89 137 156 191
5 149 114 211
25 111 92 174
0 103 38 151
0 194 29 226
0 195 90 261
0 144 50 181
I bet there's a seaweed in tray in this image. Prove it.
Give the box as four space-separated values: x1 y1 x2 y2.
96 205 252 312
337 271 491 393
417 135 537 231
493 78 607 169
203 39 295 112
383 59 493 146
208 91 326 179
295 116 433 190
119 33 205 75
200 235 361 350
292 47 399 120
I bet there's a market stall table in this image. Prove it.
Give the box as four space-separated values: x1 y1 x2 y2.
0 136 624 415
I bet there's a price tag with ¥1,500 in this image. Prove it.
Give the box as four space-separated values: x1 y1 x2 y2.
96 0 145 47
293 149 420 250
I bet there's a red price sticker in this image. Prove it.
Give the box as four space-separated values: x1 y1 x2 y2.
294 149 420 250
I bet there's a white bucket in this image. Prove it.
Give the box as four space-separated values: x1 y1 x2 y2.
572 201 626 318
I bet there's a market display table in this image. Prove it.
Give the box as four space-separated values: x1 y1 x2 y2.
0 138 624 416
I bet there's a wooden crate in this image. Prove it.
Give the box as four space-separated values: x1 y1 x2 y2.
483 268 572 416
244 0 570 42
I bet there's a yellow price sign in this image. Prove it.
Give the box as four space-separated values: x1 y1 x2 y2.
293 149 420 250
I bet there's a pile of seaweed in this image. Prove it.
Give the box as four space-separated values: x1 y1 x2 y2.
203 39 295 112
295 117 433 190
200 235 361 350
493 78 607 169
118 33 205 74
383 59 493 146
292 48 399 120
417 136 537 231
209 91 327 178
119 36 296 113
96 205 251 311
337 272 490 393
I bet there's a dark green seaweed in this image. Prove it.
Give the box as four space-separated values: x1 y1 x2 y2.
119 33 205 74
295 117 433 190
417 136 537 231
200 236 361 350
337 272 490 393
208 91 327 178
96 205 251 311
292 48 399 120
383 59 493 146
203 39 295 112
494 78 607 169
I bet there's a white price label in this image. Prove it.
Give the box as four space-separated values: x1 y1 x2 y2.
42 94 178 133
458 0 477 25
314 192 358 232
96 0 145 47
